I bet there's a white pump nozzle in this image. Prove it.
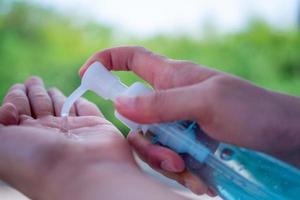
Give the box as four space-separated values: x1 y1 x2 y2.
61 61 152 131
81 62 128 100
61 62 127 117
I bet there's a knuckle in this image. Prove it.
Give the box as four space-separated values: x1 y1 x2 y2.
27 76 43 85
5 90 26 101
207 75 234 99
76 99 95 111
77 97 88 105
28 87 48 99
89 116 111 125
48 87 58 93
126 131 138 144
34 101 52 112
92 51 103 60
3 103 16 113
128 46 149 68
37 108 52 116
9 83 24 91
149 92 167 121
151 91 166 106
29 76 42 82
198 75 237 125
131 95 145 111
48 88 62 98
133 92 161 111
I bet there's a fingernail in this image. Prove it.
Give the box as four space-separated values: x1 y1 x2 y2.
207 188 216 197
160 160 178 172
184 181 203 195
115 96 135 109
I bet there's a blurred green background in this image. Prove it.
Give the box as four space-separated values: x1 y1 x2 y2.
1 1 300 133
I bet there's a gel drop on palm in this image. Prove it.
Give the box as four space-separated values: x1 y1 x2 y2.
62 62 300 200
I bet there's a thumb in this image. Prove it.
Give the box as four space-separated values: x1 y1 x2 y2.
115 84 210 124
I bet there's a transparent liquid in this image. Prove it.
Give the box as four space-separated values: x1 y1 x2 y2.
61 86 86 117
60 86 87 138
61 116 70 135
60 116 80 139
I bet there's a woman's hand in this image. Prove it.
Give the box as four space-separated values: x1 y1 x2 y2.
81 46 300 196
0 77 187 200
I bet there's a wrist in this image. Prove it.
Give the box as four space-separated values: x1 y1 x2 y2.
43 160 186 200
265 91 300 156
42 161 140 200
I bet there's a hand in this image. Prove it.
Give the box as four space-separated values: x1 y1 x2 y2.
0 77 188 200
0 77 134 199
81 46 300 196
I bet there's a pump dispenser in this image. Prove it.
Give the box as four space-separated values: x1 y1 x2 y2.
61 62 300 200
61 62 126 117
61 62 151 130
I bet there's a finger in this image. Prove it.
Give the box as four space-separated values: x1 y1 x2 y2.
128 131 185 172
159 169 208 195
19 114 34 122
75 97 103 117
0 103 19 125
80 46 216 89
128 132 208 195
3 84 31 116
207 187 217 197
115 83 211 124
48 88 76 117
25 77 54 118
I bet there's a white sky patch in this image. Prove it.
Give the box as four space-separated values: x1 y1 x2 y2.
29 0 299 36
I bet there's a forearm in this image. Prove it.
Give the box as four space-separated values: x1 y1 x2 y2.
45 162 188 200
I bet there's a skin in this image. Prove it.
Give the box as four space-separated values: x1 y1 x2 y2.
0 77 189 200
80 46 300 196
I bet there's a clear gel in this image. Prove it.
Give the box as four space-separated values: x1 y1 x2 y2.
61 86 87 117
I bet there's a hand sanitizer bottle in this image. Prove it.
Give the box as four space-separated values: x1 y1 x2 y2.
61 62 300 200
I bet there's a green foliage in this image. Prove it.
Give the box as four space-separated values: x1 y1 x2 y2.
1 1 300 134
